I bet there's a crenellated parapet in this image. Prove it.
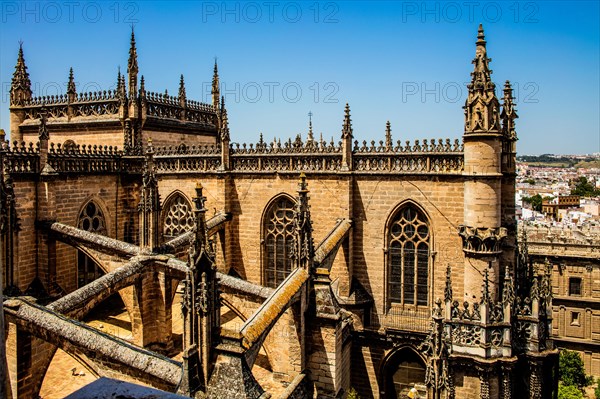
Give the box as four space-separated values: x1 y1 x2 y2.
458 225 508 254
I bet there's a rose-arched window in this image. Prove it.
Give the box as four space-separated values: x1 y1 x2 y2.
163 193 195 239
263 196 296 288
388 204 430 306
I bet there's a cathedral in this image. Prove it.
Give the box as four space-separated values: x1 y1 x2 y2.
0 25 558 398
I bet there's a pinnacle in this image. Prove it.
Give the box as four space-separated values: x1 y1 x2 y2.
477 23 485 44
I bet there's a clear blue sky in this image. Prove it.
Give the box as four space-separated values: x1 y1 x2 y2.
1 1 599 155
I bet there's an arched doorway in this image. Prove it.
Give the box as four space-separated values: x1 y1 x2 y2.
382 347 428 399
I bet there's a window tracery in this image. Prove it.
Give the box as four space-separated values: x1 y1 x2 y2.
263 196 296 288
163 193 195 239
388 204 430 306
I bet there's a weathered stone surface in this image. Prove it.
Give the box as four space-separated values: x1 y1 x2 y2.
4 298 182 390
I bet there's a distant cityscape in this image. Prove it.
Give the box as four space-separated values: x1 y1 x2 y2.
516 153 600 227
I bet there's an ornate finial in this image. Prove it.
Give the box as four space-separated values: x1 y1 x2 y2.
128 27 138 74
212 58 220 110
477 23 485 44
385 121 392 149
219 96 230 142
464 24 500 134
342 103 353 139
502 263 514 305
38 108 49 141
258 132 264 147
179 74 186 100
140 75 145 94
481 267 490 304
307 111 314 142
294 173 314 270
501 80 518 140
127 27 138 97
117 66 123 90
10 41 32 106
67 67 76 95
530 276 539 300
444 264 453 302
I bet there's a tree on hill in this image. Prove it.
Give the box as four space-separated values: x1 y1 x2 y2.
571 177 600 197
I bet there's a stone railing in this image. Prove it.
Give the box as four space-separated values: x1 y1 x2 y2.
145 91 217 125
3 135 465 176
373 306 431 333
1 141 39 173
353 138 462 153
23 90 120 120
154 143 221 173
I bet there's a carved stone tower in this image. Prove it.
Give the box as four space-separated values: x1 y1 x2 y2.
461 24 506 301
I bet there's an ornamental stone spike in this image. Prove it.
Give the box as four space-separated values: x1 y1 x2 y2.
10 42 32 106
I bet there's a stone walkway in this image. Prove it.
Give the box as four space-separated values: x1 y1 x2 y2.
39 290 286 398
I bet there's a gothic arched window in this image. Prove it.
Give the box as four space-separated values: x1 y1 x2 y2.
77 200 107 287
263 196 296 288
388 204 430 307
163 193 195 239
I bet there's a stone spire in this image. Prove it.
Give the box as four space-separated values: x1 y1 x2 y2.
139 75 146 96
464 24 500 134
67 67 76 102
179 74 187 112
501 80 518 140
219 96 230 142
117 67 126 101
127 28 139 99
341 103 353 170
385 120 392 150
179 74 187 101
212 59 220 111
219 95 230 171
10 42 32 106
342 103 353 139
307 111 314 144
